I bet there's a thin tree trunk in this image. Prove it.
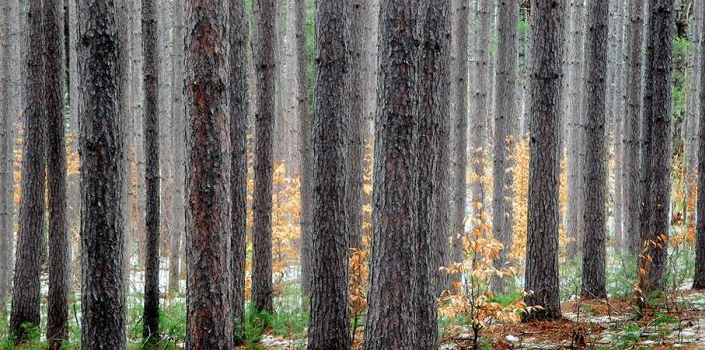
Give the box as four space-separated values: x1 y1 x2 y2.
523 0 565 322
686 0 702 230
253 0 276 314
613 0 625 254
0 0 13 320
363 0 420 348
693 0 705 288
11 0 46 340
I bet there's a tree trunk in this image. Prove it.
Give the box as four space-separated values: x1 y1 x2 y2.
451 0 469 272
363 0 420 348
523 0 565 322
693 0 705 288
307 1 352 348
566 0 586 260
491 0 519 294
624 0 644 257
581 0 608 300
184 0 234 348
142 0 160 342
415 0 450 346
168 0 185 296
296 0 313 299
11 0 46 340
638 0 673 294
687 0 702 233
229 0 248 344
78 0 127 347
0 0 14 320
612 0 625 253
46 0 69 347
253 0 276 314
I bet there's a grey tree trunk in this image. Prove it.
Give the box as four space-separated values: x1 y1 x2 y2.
523 0 565 322
0 0 14 320
296 0 313 299
157 0 174 264
253 0 276 313
142 0 160 342
184 0 234 348
624 0 644 257
307 1 352 348
687 0 702 230
581 0 608 300
229 0 248 344
78 0 128 347
566 0 586 260
46 0 69 347
491 0 519 294
415 0 450 346
612 0 625 253
11 0 46 340
363 0 420 348
638 0 673 294
693 0 705 288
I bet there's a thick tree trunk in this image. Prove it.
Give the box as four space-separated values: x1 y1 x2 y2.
296 0 313 299
253 0 276 314
694 0 705 288
363 0 420 348
307 2 351 348
229 0 248 344
184 0 234 348
491 0 519 294
581 0 608 300
638 0 673 294
78 0 127 347
415 0 450 346
46 0 69 347
523 0 565 322
624 0 644 257
142 0 160 342
11 0 46 340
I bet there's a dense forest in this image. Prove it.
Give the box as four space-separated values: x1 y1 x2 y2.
0 0 704 349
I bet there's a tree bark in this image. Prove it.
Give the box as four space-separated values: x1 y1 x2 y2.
142 0 160 342
229 0 248 344
624 0 644 257
253 0 276 314
491 0 519 294
11 0 46 340
0 0 14 320
78 0 127 347
694 0 705 288
184 0 234 348
581 0 608 300
363 0 420 348
523 0 565 322
46 0 69 347
687 0 702 196
612 0 625 253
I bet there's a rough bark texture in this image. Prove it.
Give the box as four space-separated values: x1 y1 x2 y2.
415 0 450 346
694 1 705 288
347 0 366 250
46 0 69 347
184 0 234 348
307 2 352 348
11 0 46 340
169 0 185 295
363 0 420 348
581 0 608 300
253 0 275 313
566 0 586 259
77 0 127 347
612 0 625 253
624 0 644 257
524 0 565 322
687 0 703 197
638 0 673 294
452 0 469 270
229 0 248 343
142 0 160 342
296 0 312 299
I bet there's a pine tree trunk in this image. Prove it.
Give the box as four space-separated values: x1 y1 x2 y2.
613 0 625 254
184 0 234 348
11 0 46 340
253 0 276 314
693 1 705 288
142 0 160 342
581 0 608 300
686 0 702 231
363 0 420 348
0 0 13 320
491 0 519 294
624 0 644 257
523 0 565 322
229 0 248 344
78 0 127 347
